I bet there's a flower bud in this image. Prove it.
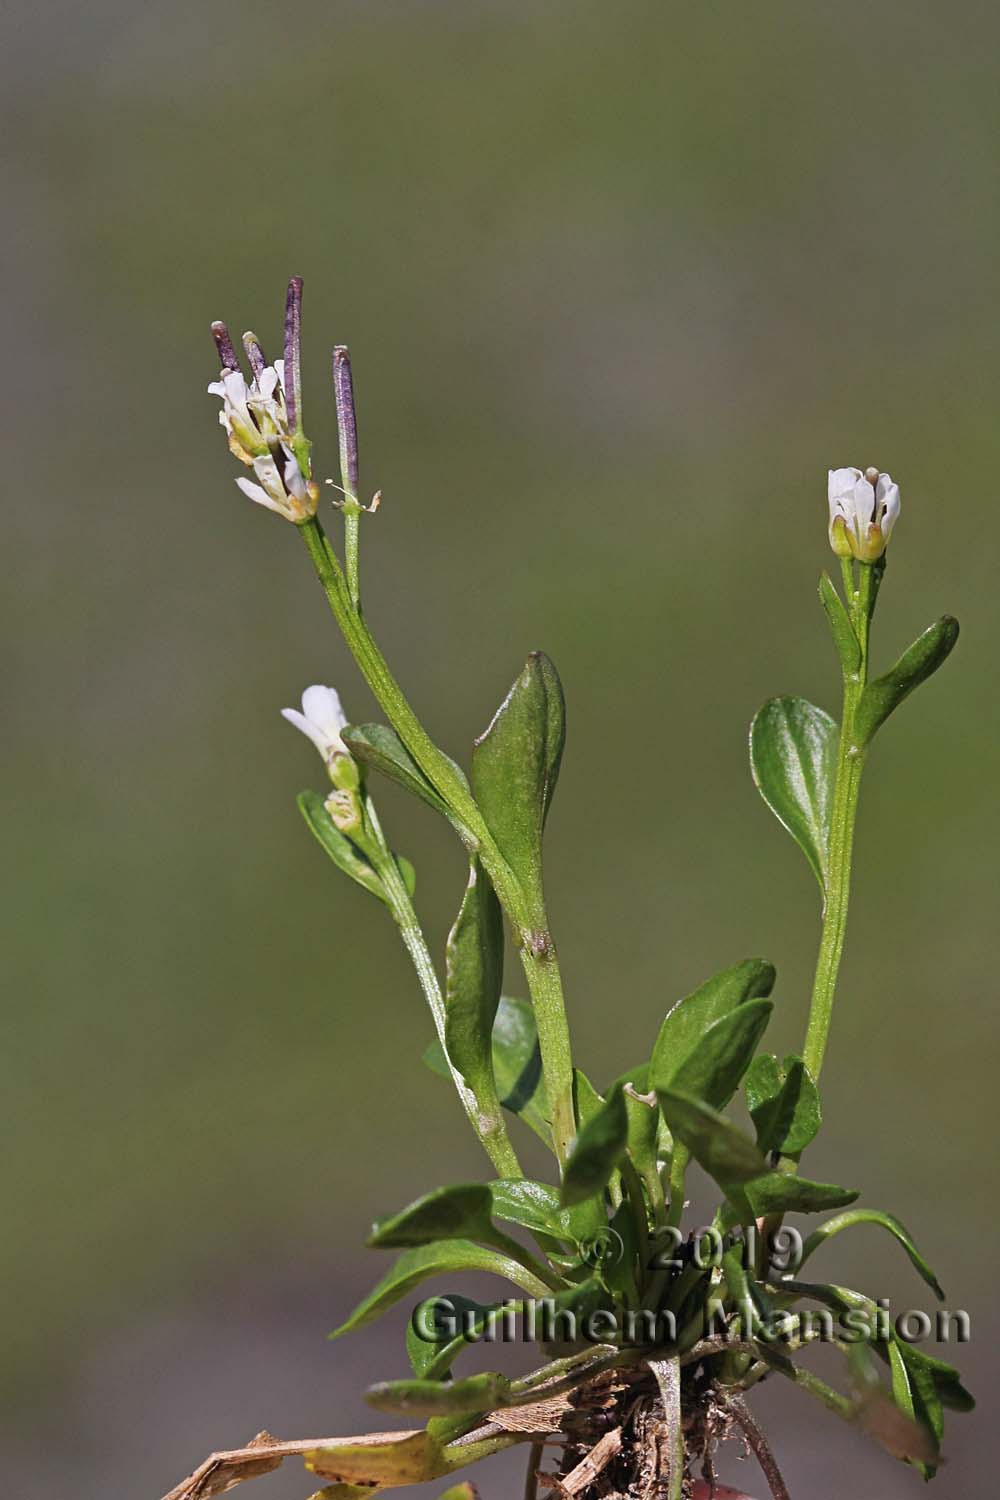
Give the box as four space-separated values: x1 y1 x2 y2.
828 467 900 562
324 787 363 838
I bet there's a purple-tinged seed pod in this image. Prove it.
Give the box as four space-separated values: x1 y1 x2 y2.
211 320 240 372
332 345 359 498
283 277 304 435
242 331 268 382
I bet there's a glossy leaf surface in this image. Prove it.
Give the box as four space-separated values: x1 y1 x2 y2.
745 1052 822 1155
444 860 505 1132
855 616 960 746
424 996 550 1144
656 1089 767 1186
368 1185 496 1249
470 653 565 903
818 572 860 674
663 998 773 1111
560 1085 628 1207
743 1171 858 1216
298 790 386 902
651 959 776 1090
750 696 838 896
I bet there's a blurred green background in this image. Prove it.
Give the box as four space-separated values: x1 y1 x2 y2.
5 2 998 1495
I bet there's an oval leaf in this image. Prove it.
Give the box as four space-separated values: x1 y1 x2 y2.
743 1171 858 1217
298 790 387 903
343 723 468 821
445 860 508 1151
750 696 838 897
651 959 776 1089
367 1371 511 1416
855 616 960 747
560 1085 628 1207
470 653 565 905
656 1089 767 1187
745 1052 822 1155
662 998 773 1111
368 1185 496 1250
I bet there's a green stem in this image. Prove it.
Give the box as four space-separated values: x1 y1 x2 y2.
362 797 522 1178
297 517 577 1166
344 506 361 611
801 561 878 1083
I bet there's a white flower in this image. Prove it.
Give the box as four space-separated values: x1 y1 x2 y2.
208 351 317 523
828 466 900 562
281 685 350 763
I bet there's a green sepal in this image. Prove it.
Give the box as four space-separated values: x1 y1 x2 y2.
470 653 565 908
560 1085 628 1207
819 571 861 674
656 1089 767 1187
854 616 960 747
330 1240 551 1337
297 789 387 903
651 959 776 1090
750 696 838 898
745 1052 821 1155
800 1208 944 1300
444 859 506 1140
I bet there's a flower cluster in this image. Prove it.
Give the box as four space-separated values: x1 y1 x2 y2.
828 466 900 563
207 281 318 524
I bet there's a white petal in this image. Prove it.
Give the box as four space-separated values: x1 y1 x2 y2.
879 481 901 537
280 706 331 756
250 452 286 502
851 473 877 526
207 378 227 398
283 452 308 500
235 476 281 512
257 366 280 401
301 684 348 742
828 467 861 500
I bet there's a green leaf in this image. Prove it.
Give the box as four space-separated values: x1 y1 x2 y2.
488 1179 569 1241
662 998 773 1112
801 1209 944 1299
491 996 551 1142
342 723 468 820
331 1240 551 1337
651 958 776 1088
424 996 550 1145
437 1484 479 1500
470 653 565 905
656 1089 767 1187
298 789 387 903
894 1341 974 1414
367 1371 511 1416
445 860 505 1134
888 1338 938 1477
745 1052 821 1155
396 853 417 898
406 1293 494 1379
855 616 960 746
743 1171 858 1216
749 696 838 896
616 1063 660 1182
819 572 861 674
560 1085 628 1207
368 1185 498 1249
